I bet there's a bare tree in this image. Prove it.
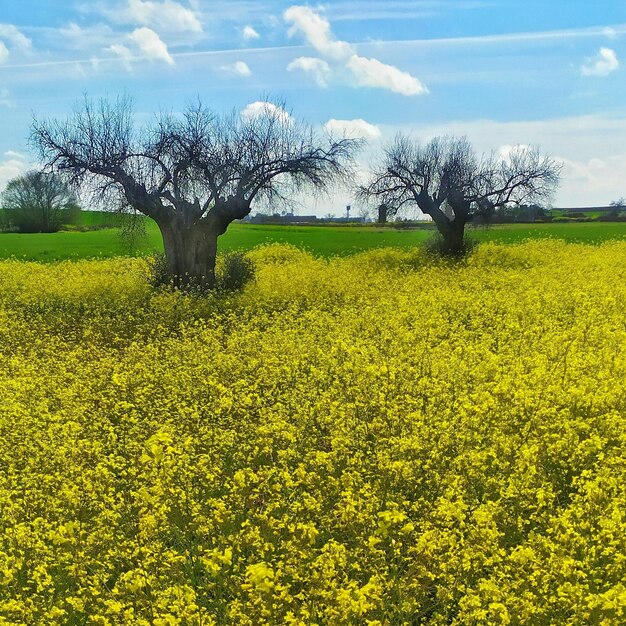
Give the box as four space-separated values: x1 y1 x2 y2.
1 170 80 233
358 136 560 254
31 97 360 287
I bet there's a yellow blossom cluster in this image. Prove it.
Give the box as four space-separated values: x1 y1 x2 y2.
1 240 626 624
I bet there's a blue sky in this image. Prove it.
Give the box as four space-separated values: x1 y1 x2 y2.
1 0 626 211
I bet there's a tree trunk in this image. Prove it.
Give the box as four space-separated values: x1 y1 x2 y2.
422 202 468 256
157 219 220 289
431 212 467 255
442 218 466 255
378 204 388 224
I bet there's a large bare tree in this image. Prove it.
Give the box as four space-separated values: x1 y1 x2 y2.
359 135 560 254
31 97 359 287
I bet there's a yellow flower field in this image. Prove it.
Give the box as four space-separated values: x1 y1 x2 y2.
1 241 626 625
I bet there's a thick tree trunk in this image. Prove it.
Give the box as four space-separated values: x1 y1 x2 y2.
422 202 468 256
157 219 220 289
442 218 466 255
378 204 388 224
431 213 467 255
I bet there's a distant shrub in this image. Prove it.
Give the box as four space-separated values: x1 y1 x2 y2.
597 212 626 222
392 220 416 230
552 216 594 223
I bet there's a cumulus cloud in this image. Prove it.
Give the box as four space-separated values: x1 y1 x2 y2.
123 0 202 33
109 43 134 70
497 144 531 160
559 154 626 204
242 25 260 41
0 24 32 51
283 5 427 96
287 56 331 87
241 101 293 126
108 27 174 68
59 22 117 51
581 47 619 77
284 5 353 60
0 88 14 107
129 27 174 65
325 118 381 139
221 60 251 77
0 151 29 192
0 23 32 63
346 54 428 96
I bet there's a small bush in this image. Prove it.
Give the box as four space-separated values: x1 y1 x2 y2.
423 231 478 258
217 251 255 291
148 253 170 288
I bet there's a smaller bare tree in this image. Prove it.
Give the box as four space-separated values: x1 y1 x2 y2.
2 170 80 233
358 136 560 254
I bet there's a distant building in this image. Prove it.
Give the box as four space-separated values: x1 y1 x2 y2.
323 217 365 224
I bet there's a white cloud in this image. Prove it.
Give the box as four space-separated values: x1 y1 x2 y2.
497 144 531 160
0 151 29 192
60 22 85 40
0 88 14 107
241 101 293 126
581 47 619 77
124 0 202 33
108 43 134 70
0 23 32 63
0 24 32 51
325 118 381 139
559 155 626 206
129 27 174 65
284 5 353 60
287 56 331 87
108 28 174 69
346 54 428 96
58 22 117 51
221 60 251 77
283 5 427 97
242 25 260 41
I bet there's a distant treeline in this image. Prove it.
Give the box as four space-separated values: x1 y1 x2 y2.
475 204 626 224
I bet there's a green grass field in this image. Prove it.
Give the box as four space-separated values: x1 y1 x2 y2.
1 214 626 261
